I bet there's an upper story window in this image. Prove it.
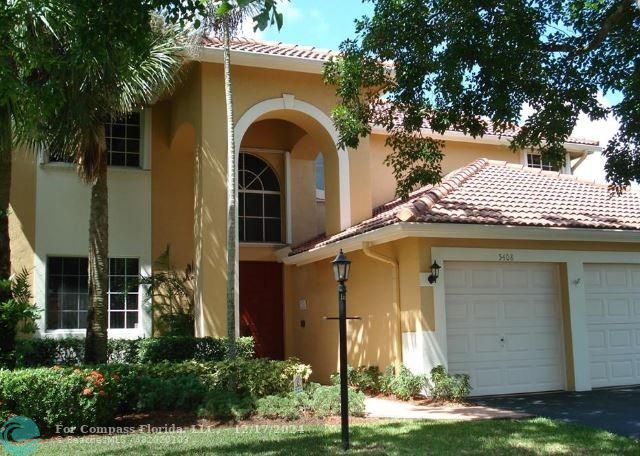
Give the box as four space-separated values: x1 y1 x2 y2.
526 152 560 172
46 256 139 331
315 153 325 201
239 152 282 243
48 112 141 168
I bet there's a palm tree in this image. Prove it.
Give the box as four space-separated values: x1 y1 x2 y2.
42 9 190 363
204 0 283 358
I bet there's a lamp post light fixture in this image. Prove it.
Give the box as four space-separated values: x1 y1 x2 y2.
427 261 441 284
331 249 351 451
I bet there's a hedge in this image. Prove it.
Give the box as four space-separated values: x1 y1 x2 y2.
13 336 255 367
0 358 311 432
0 367 119 432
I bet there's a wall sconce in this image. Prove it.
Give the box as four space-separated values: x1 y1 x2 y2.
428 261 441 284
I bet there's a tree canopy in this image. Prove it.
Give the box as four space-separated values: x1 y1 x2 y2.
324 0 640 197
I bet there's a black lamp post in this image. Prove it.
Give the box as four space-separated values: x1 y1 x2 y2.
332 249 351 451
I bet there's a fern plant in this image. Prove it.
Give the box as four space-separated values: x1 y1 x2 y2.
139 246 194 336
0 268 39 367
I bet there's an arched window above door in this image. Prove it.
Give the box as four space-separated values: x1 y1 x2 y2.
239 153 282 243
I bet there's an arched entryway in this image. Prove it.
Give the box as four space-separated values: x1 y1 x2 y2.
233 95 350 357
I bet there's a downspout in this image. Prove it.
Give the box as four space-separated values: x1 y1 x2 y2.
362 242 403 372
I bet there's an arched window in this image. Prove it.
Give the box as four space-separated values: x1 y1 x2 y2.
239 153 282 243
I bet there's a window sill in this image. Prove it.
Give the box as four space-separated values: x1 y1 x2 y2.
40 162 150 174
40 329 145 339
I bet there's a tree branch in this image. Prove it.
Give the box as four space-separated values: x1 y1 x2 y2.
542 0 633 55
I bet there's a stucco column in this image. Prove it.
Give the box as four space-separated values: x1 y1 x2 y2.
566 259 592 391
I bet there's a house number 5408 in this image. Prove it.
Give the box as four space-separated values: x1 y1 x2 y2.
498 253 515 262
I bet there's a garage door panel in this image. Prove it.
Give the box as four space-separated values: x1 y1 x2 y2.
585 264 640 388
445 262 565 396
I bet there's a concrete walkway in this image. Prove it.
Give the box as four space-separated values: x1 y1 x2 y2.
365 396 530 421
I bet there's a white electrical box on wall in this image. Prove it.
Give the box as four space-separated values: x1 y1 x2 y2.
298 299 307 310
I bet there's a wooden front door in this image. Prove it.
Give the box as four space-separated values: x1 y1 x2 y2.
239 261 284 360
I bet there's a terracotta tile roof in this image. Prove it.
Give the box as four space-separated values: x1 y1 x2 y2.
203 37 337 62
290 159 640 255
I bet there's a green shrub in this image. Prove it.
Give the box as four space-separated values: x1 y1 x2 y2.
0 366 119 432
136 375 208 411
255 393 306 420
0 358 310 430
107 339 140 364
197 390 255 421
13 336 255 367
381 366 426 400
215 358 312 397
428 365 471 402
331 366 382 394
310 385 365 418
134 336 255 363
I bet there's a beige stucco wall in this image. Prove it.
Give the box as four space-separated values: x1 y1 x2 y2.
369 133 522 209
285 236 640 383
9 149 37 284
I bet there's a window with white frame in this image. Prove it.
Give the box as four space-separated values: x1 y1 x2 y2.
48 112 141 168
239 152 282 243
526 152 560 171
46 256 139 330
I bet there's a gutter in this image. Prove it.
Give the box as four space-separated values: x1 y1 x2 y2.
280 222 640 266
362 242 403 373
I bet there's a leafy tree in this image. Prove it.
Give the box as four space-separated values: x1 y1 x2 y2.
0 0 68 360
203 0 283 358
325 0 640 197
38 2 189 363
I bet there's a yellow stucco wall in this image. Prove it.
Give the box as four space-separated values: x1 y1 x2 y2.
9 149 37 283
285 236 640 383
368 133 522 208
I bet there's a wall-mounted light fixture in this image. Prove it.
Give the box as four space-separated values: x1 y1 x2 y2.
428 261 441 284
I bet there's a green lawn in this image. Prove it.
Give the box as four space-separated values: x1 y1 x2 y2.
33 418 640 455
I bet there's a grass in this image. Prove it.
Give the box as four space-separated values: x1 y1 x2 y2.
34 418 639 455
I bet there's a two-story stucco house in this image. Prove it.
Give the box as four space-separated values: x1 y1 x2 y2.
9 38 640 396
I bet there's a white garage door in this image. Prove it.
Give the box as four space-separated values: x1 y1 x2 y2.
445 262 566 396
585 264 640 388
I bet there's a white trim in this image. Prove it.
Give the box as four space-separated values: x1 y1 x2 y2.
234 94 351 231
372 125 600 154
285 151 293 245
566 259 590 391
281 222 640 266
196 46 327 75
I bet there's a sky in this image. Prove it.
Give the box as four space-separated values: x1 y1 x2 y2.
244 0 618 184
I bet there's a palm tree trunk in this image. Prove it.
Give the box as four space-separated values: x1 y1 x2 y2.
0 104 14 363
85 129 109 364
223 19 238 359
0 103 11 281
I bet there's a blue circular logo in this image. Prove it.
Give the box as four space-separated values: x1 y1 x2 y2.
0 416 40 456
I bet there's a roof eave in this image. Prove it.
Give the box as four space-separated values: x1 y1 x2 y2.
371 126 601 153
195 46 327 74
281 222 640 266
